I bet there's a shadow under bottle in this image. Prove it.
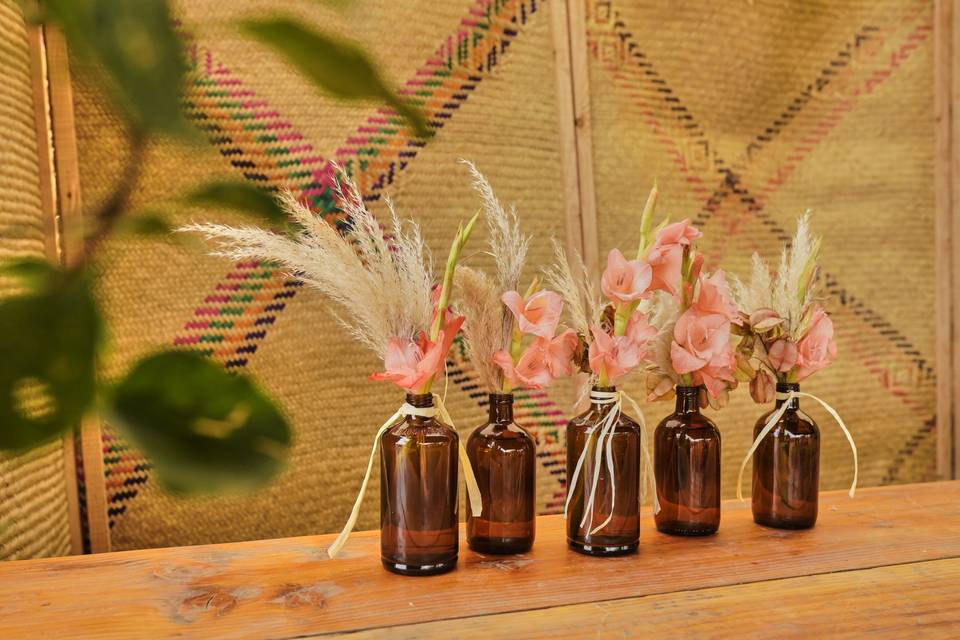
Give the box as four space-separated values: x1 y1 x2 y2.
654 385 721 536
380 393 459 575
467 393 536 554
752 382 820 529
566 386 641 556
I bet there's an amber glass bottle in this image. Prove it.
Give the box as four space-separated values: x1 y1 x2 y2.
466 393 536 554
380 393 459 575
752 382 820 529
566 386 641 556
654 385 721 536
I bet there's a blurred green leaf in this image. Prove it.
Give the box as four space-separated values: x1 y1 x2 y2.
0 268 101 450
0 258 59 291
116 210 174 237
183 181 288 226
107 351 291 495
239 17 431 138
40 0 191 137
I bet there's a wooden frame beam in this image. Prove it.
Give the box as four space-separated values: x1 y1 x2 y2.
935 0 959 480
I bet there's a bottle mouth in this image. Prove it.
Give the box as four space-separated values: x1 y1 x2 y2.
405 392 434 408
675 385 700 395
488 392 514 404
776 382 800 393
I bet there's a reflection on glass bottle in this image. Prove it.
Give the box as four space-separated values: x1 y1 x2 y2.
752 382 820 529
380 393 459 575
654 385 721 536
467 393 536 554
566 386 641 556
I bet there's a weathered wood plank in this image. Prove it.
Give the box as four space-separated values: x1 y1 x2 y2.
335 558 960 639
0 482 957 639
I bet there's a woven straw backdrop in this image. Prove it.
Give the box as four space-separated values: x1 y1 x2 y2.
0 0 74 560
583 0 937 494
72 0 577 550
34 0 941 552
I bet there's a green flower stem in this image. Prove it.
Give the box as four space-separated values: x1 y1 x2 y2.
421 210 480 395
429 211 480 342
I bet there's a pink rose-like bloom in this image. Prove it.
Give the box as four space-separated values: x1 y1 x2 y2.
694 270 738 321
493 343 554 390
767 339 799 372
601 248 652 304
502 290 563 339
588 325 643 384
647 219 702 295
794 306 837 381
670 309 735 397
370 315 465 392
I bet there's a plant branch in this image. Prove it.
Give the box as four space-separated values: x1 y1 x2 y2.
82 132 148 260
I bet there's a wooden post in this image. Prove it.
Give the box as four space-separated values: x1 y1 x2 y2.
38 25 112 552
935 0 959 480
565 0 600 277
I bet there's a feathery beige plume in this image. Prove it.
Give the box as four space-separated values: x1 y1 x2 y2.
543 239 598 336
455 160 531 392
180 168 434 358
456 266 505 390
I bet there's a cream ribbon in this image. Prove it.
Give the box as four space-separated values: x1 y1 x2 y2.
736 390 858 501
563 390 658 536
327 394 482 558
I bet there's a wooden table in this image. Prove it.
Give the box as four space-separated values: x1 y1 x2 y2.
1 482 959 639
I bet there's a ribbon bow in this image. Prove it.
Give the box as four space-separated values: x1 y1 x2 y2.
736 390 858 501
328 394 482 558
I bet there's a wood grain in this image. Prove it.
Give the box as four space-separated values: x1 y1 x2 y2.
333 558 960 639
935 0 959 481
549 0 585 264
564 0 599 276
25 16 84 555
41 26 112 553
0 482 957 639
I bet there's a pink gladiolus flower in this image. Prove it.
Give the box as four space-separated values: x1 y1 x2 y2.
601 249 652 304
670 309 735 397
694 270 738 321
794 306 837 381
502 290 563 339
647 219 702 295
493 344 554 390
370 316 464 391
625 311 657 347
767 339 799 372
588 325 642 384
540 329 579 378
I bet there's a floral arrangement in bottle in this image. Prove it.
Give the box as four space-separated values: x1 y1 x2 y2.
455 161 577 554
544 186 665 554
182 168 480 573
631 189 738 536
731 214 857 528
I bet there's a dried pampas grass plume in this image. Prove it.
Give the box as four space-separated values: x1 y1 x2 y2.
730 212 821 338
460 159 529 293
457 266 505 391
180 168 434 358
542 239 598 336
455 160 531 392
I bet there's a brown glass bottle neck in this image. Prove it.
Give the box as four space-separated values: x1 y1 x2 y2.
775 382 800 410
674 386 701 415
405 393 435 408
487 393 514 422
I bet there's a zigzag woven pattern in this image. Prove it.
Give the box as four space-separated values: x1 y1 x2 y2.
101 0 570 529
584 0 937 486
